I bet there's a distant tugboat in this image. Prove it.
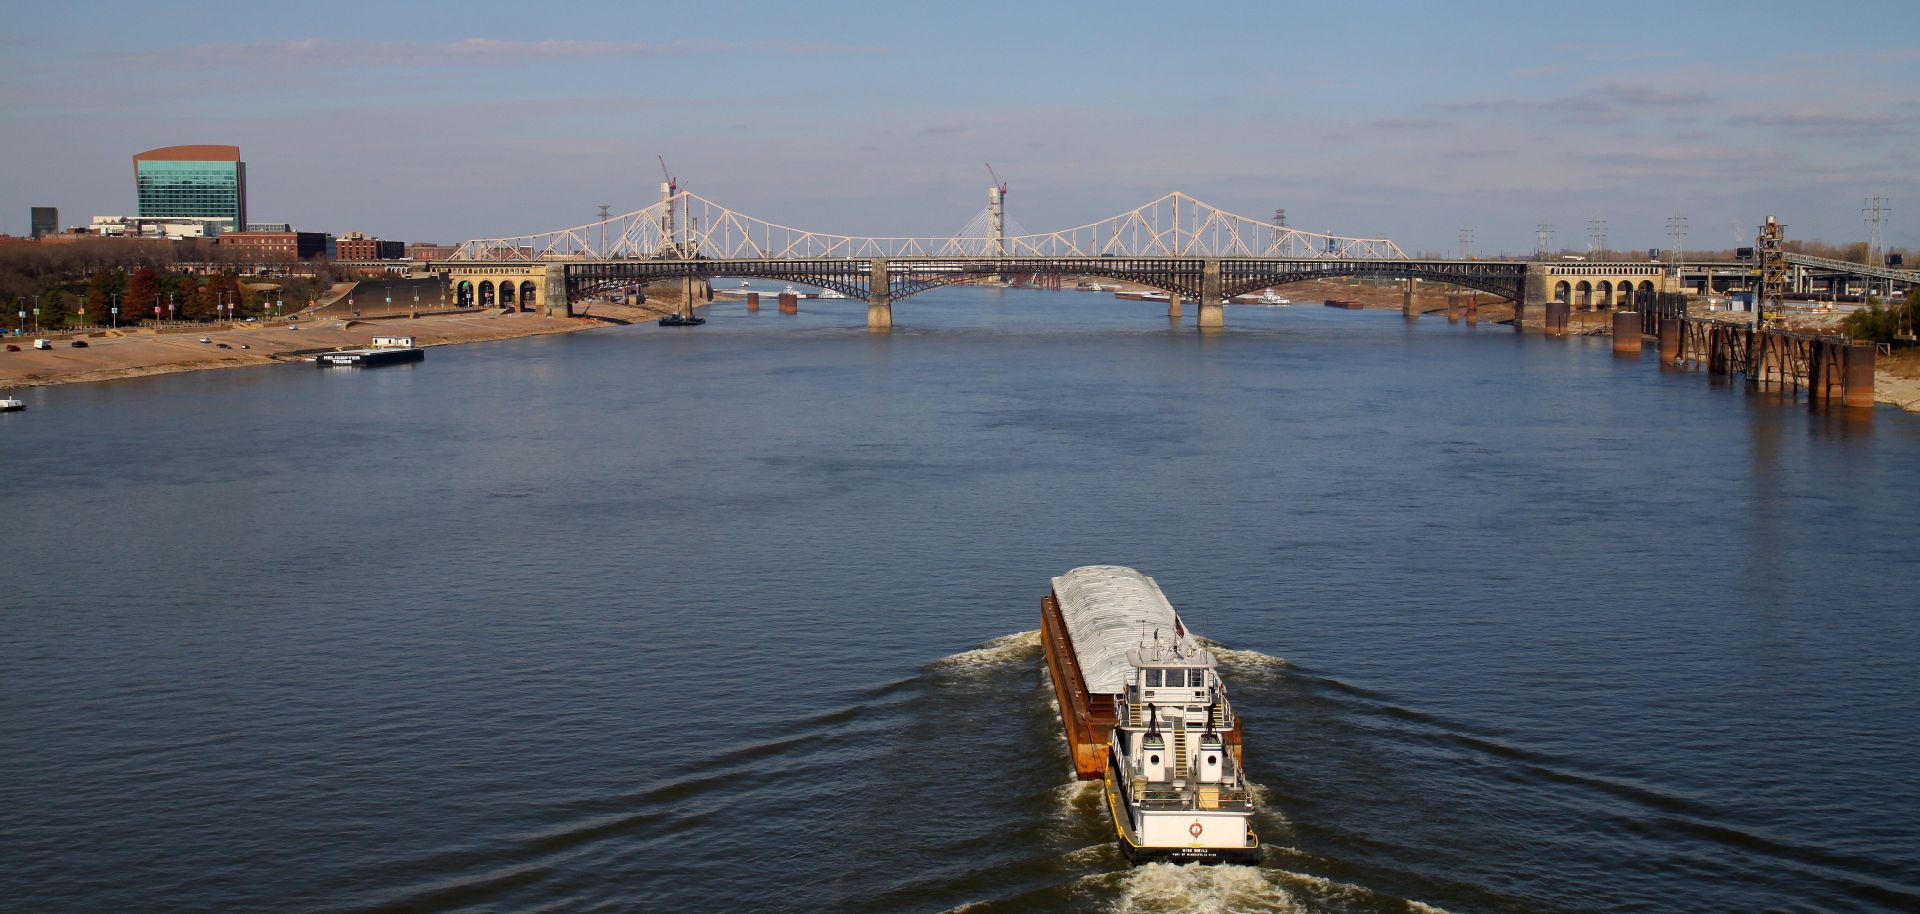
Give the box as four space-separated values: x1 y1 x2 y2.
1 395 26 412
1043 565 1261 865
658 312 706 327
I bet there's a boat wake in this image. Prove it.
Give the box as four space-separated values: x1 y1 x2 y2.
1195 637 1290 679
924 629 1042 673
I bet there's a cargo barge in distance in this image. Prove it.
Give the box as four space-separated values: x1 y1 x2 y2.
1042 565 1259 865
315 336 425 367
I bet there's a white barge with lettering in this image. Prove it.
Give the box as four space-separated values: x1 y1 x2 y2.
1043 565 1260 865
315 336 425 367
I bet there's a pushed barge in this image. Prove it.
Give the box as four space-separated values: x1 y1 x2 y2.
315 338 424 367
1043 565 1259 865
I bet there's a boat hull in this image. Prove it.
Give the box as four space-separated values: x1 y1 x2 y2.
1103 766 1261 866
314 348 424 367
1041 593 1121 780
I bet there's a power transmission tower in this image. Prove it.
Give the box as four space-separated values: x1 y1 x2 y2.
596 204 611 258
1666 214 1687 281
1536 223 1553 258
1588 219 1608 256
1459 228 1474 260
1865 193 1890 298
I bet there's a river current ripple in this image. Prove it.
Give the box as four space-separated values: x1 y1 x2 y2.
3 289 1917 913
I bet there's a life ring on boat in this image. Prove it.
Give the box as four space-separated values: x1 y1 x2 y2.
1189 821 1204 838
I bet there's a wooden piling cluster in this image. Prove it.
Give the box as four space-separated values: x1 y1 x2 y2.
1662 318 1874 408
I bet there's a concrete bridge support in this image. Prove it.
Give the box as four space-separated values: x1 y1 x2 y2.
543 264 569 318
867 258 892 330
1168 293 1182 318
1197 259 1224 330
1403 278 1418 319
1521 263 1552 332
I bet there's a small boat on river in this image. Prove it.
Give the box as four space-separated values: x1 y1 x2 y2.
1 395 26 412
658 313 706 327
1042 565 1260 865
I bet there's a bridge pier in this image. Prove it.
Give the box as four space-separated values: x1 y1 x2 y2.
1521 263 1551 332
868 258 892 331
1197 259 1224 330
1168 293 1182 318
543 264 569 318
1403 278 1417 319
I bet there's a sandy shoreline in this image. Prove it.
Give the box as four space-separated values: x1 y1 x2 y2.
0 301 666 390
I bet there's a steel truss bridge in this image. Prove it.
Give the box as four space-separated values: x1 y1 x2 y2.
445 191 1539 328
452 191 1410 263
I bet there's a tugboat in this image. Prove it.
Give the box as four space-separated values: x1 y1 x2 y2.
1043 565 1260 865
1 394 26 412
657 312 706 327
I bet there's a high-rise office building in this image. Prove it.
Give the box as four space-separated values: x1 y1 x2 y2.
30 206 57 238
133 145 246 232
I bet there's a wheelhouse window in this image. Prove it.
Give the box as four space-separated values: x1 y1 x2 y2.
1146 669 1162 688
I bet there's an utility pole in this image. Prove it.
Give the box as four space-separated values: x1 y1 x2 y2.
1536 223 1553 258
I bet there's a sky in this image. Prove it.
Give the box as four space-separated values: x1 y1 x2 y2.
2 0 1916 256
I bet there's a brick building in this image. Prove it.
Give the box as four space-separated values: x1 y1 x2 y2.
217 230 333 260
336 232 405 260
407 242 456 261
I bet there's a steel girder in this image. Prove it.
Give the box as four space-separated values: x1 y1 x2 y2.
556 258 1525 305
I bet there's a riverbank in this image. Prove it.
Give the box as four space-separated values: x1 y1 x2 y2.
0 301 668 389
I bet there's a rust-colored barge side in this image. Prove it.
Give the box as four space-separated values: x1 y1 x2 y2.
1042 593 1119 780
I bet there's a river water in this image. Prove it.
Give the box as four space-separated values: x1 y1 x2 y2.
3 288 1917 914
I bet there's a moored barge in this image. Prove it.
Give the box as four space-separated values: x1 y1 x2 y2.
1043 565 1259 865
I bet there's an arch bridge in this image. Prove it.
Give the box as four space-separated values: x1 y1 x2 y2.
445 191 1661 329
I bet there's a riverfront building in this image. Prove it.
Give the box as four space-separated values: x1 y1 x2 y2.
217 230 333 261
133 145 247 232
30 207 57 239
336 232 405 260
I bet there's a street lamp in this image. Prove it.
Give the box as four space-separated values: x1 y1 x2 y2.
168 293 176 322
110 292 119 329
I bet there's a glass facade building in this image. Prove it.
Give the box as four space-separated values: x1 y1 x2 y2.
133 145 246 232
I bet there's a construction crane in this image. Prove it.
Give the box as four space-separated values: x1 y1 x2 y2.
986 163 1008 199
657 156 680 254
658 156 679 196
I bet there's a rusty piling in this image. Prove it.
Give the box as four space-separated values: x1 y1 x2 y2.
1845 344 1876 409
1612 311 1641 352
1659 318 1680 362
1545 302 1570 337
746 292 759 312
